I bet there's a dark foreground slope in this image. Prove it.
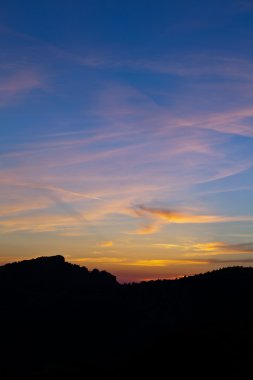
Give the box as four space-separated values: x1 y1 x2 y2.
1 256 253 379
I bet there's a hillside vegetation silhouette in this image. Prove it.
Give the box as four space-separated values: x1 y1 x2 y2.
1 255 253 379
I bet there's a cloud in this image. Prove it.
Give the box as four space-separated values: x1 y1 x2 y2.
71 257 123 264
70 257 207 267
0 124 252 235
33 184 101 201
0 71 41 93
97 241 114 248
125 259 207 267
67 239 253 271
131 223 162 235
154 243 186 249
4 22 253 82
132 205 253 234
0 199 52 217
0 78 251 207
0 63 252 242
0 213 84 233
208 258 253 264
57 230 87 237
191 242 253 255
171 107 253 139
0 69 45 106
191 242 227 252
154 241 253 256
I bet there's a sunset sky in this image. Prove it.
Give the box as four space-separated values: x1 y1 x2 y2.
1 0 253 282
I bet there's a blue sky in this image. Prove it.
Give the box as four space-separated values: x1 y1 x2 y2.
1 0 253 282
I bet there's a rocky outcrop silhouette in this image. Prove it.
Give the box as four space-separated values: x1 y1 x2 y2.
0 255 117 291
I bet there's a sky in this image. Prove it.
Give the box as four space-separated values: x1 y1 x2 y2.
1 0 253 282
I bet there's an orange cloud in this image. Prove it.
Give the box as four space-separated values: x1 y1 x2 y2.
131 223 162 235
125 259 207 267
97 241 114 248
191 241 253 255
72 257 123 264
132 205 253 234
153 243 185 249
154 241 253 256
192 242 228 252
70 257 207 267
137 206 253 224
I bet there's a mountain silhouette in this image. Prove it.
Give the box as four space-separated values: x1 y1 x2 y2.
1 256 253 379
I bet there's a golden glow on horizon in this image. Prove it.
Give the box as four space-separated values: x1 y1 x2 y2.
125 259 208 266
70 257 209 267
72 257 125 264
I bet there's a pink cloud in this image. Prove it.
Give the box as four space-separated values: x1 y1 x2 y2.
0 69 45 106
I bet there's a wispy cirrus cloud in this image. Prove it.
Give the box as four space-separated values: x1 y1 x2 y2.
191 107 253 138
154 241 253 256
2 23 253 130
0 213 85 233
0 70 42 93
0 28 253 249
0 199 52 217
132 205 253 234
3 22 253 80
191 241 253 255
208 257 253 264
0 69 45 106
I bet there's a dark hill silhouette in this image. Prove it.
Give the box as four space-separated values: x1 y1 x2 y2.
1 256 253 379
0 255 117 291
